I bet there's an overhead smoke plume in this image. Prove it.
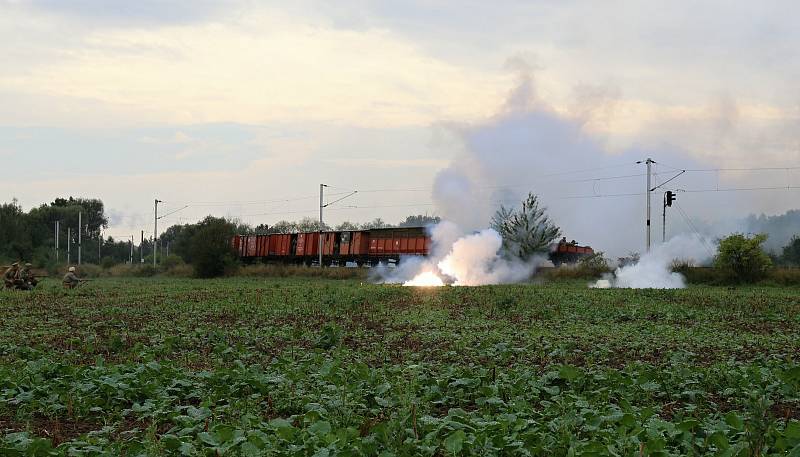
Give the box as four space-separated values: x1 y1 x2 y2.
377 221 538 286
381 57 792 287
592 234 715 289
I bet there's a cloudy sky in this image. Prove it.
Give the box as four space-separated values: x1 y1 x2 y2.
1 1 798 253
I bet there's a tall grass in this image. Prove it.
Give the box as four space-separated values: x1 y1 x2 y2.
237 264 368 280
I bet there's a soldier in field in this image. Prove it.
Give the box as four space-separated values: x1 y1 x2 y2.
18 263 38 290
3 262 20 289
62 266 86 289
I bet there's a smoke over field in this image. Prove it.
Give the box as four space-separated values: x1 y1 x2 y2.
383 64 794 287
377 221 538 287
592 234 715 289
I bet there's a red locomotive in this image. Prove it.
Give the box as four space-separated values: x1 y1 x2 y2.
232 227 429 265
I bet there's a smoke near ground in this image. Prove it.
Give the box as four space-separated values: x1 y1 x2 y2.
592 234 715 289
382 61 796 287
429 62 798 258
376 221 539 286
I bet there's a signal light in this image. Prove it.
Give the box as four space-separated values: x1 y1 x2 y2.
666 190 676 207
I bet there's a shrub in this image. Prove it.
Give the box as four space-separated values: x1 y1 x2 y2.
100 256 117 269
542 252 611 280
781 235 800 266
77 263 104 278
714 233 772 283
238 264 366 280
160 254 185 271
163 263 193 277
187 216 238 278
134 264 158 277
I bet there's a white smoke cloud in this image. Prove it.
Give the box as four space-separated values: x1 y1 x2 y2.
377 221 539 286
592 234 715 289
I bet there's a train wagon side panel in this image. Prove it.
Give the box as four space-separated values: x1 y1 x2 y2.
280 234 292 256
339 232 351 256
259 235 269 257
302 232 319 256
245 236 257 257
349 231 368 255
323 233 337 256
268 235 278 256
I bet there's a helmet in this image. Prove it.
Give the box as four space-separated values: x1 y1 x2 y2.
68 266 76 272
24 263 32 267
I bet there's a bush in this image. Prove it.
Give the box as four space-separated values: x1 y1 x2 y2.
542 252 611 280
672 265 727 285
76 263 104 278
160 254 185 270
163 263 193 277
714 233 772 283
781 235 800 266
238 264 367 280
100 256 117 269
187 216 238 278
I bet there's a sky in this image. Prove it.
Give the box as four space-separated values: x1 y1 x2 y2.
1 0 798 255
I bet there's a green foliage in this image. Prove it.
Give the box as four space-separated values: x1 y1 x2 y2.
491 192 560 260
543 252 611 280
1 278 799 455
781 236 800 266
187 216 238 278
314 323 343 349
714 233 773 283
398 214 440 228
159 254 185 271
99 256 116 269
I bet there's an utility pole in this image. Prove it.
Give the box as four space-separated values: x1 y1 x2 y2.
67 227 71 264
662 192 667 243
637 158 655 251
130 235 134 264
98 230 102 262
55 221 60 264
154 199 161 267
140 230 144 263
78 212 82 265
319 184 326 267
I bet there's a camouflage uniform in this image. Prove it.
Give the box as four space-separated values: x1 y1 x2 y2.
62 271 81 289
3 263 19 289
18 264 37 290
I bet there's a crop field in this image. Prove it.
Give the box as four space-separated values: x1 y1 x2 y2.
1 278 800 456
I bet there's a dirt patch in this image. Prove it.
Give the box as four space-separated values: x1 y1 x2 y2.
0 416 100 446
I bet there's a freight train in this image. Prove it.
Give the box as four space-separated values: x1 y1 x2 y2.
549 238 595 266
232 227 429 266
233 227 593 266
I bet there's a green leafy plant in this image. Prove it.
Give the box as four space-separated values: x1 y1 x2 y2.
714 233 773 283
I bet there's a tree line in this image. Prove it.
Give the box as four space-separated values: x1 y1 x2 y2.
0 197 440 270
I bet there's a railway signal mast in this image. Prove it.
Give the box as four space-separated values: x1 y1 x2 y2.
639 159 685 250
663 190 676 243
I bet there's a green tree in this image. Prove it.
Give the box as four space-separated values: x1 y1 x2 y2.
361 218 391 229
187 216 238 278
491 192 560 260
335 221 360 231
398 214 441 227
266 220 298 234
781 235 800 266
295 217 331 232
714 233 772 282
